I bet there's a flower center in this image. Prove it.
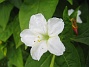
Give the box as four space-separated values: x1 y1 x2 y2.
42 34 49 40
34 34 50 43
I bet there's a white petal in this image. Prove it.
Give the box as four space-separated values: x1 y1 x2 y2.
77 16 82 23
68 9 74 16
20 29 36 46
29 13 47 34
78 10 81 15
68 9 82 23
48 36 65 56
77 10 82 23
30 41 47 61
48 18 64 36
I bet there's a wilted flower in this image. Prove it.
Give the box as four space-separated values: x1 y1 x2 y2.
20 13 65 61
68 9 82 23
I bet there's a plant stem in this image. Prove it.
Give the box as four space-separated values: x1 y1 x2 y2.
50 55 55 67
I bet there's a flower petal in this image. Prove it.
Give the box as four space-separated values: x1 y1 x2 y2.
77 16 82 23
48 18 64 36
20 29 37 46
68 9 74 16
78 10 81 15
29 13 47 34
77 10 82 23
30 41 47 61
48 36 65 56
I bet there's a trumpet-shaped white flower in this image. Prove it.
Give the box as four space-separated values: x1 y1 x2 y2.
20 13 65 61
68 9 82 23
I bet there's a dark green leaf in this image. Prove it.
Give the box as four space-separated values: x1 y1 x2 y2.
63 6 70 21
19 0 58 30
76 45 85 67
0 58 8 67
7 43 23 67
0 45 4 60
0 2 13 32
67 0 73 5
61 6 73 41
12 16 22 48
0 22 13 42
86 50 89 67
0 0 5 3
8 0 22 8
55 41 81 67
57 7 81 67
25 52 52 67
71 28 89 45
80 1 89 23
71 1 89 46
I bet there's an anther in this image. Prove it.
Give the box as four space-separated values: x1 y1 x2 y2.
38 36 40 38
38 40 41 42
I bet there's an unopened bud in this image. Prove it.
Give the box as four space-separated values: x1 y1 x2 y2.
70 18 78 35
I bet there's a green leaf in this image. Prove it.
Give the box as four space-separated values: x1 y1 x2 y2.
76 45 85 67
0 22 13 42
0 0 5 3
0 58 8 67
19 0 58 30
86 51 89 67
57 7 81 67
55 41 81 67
0 2 13 32
0 45 4 60
71 28 89 45
0 43 7 60
25 52 52 67
7 43 23 67
12 16 22 48
8 0 22 8
61 6 73 41
67 0 73 5
71 1 89 46
80 0 89 23
63 6 70 21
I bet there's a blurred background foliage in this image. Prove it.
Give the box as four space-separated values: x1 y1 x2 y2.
0 0 89 67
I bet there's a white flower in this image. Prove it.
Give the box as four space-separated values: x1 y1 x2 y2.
68 9 82 23
20 13 65 61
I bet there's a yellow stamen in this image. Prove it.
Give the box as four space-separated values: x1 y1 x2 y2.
38 36 40 38
38 40 41 42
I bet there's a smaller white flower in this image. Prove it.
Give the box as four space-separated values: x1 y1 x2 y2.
20 13 65 61
68 9 82 23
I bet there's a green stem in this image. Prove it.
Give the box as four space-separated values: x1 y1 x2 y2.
50 55 55 67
